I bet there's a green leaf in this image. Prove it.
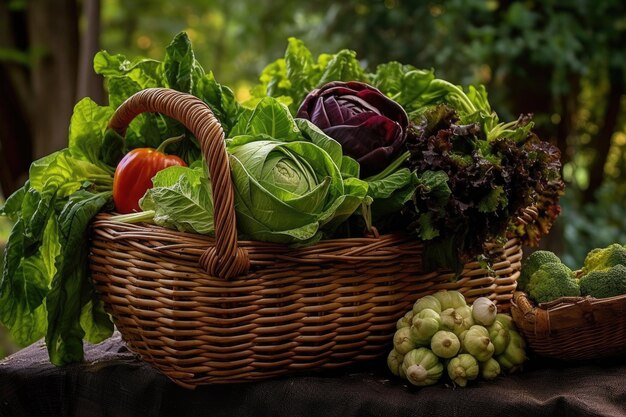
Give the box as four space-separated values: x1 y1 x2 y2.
0 181 28 221
195 71 241 135
417 212 440 240
367 167 418 220
106 76 142 108
295 118 343 169
20 187 56 250
140 165 214 235
29 150 113 198
252 39 366 115
370 63 434 109
162 32 196 93
284 37 318 111
45 190 112 365
0 215 59 346
243 97 299 140
80 298 113 344
367 168 415 200
68 98 114 168
94 51 163 89
321 176 369 232
478 185 508 213
100 129 125 167
317 49 366 87
415 170 452 210
340 156 360 179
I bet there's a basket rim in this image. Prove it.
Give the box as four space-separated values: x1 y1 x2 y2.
512 289 626 312
511 290 626 336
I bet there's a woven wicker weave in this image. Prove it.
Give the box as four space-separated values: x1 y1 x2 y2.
90 88 527 388
511 291 626 361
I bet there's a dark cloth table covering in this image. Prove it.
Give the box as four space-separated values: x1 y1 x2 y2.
1 332 625 417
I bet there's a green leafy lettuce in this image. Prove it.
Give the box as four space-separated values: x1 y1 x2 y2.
0 31 238 365
138 165 214 235
250 37 367 114
226 97 368 244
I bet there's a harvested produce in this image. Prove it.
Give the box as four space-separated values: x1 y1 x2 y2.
579 264 626 299
388 290 527 387
297 81 409 177
402 348 444 387
518 250 561 290
430 330 460 358
582 243 626 275
0 32 550 367
471 297 497 326
519 243 626 304
527 262 579 304
447 354 479 387
113 135 187 213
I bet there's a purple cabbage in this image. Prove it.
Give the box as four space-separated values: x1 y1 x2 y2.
296 81 409 177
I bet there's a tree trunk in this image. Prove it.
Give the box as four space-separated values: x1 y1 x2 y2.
582 67 624 204
555 74 581 166
27 0 79 159
77 0 104 104
0 3 33 196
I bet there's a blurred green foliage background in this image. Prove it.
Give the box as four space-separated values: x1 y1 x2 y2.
1 0 625 267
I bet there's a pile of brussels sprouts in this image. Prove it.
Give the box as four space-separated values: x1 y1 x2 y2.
387 290 526 387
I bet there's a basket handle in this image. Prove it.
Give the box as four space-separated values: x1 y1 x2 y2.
108 88 249 280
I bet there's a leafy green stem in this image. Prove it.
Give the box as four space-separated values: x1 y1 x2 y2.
156 134 186 153
109 210 156 224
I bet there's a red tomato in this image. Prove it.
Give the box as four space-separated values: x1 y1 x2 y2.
113 147 186 213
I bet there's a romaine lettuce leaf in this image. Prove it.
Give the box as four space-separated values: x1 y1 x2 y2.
140 165 214 235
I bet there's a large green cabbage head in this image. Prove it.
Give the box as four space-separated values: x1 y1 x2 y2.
227 128 367 244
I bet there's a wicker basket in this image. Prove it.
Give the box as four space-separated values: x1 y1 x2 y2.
511 291 626 361
90 88 527 388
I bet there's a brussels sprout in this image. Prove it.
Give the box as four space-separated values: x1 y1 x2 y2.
463 325 495 362
495 313 515 330
402 348 443 386
396 310 415 330
410 308 442 345
440 308 466 335
430 330 460 359
495 329 527 373
433 290 467 310
487 319 511 355
447 354 479 387
413 295 443 314
393 326 417 355
387 349 405 377
480 357 501 380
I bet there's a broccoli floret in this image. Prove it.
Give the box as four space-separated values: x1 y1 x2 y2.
527 262 580 304
579 264 626 299
582 243 626 275
519 250 561 291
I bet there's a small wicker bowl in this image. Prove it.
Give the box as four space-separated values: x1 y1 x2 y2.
511 291 626 361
